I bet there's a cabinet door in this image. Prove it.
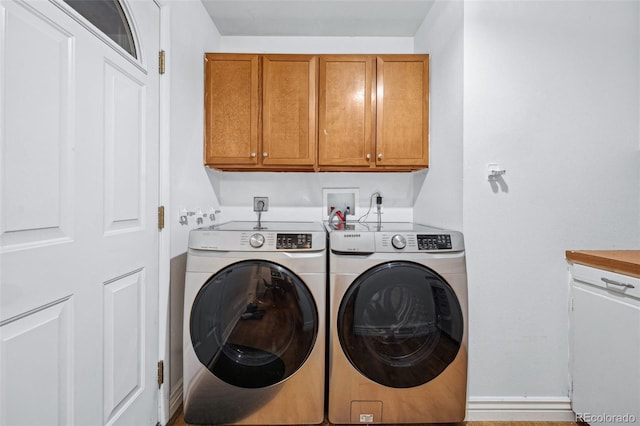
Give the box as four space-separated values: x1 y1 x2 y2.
376 55 429 168
262 55 317 168
318 55 375 168
204 54 259 166
571 268 640 423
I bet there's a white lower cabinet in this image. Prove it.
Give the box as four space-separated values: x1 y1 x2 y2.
570 264 640 424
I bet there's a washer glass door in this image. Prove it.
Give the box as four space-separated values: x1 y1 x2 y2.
190 260 318 388
338 261 463 388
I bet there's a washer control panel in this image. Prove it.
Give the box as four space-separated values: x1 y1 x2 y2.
276 233 313 249
417 234 452 250
189 229 324 251
376 233 454 252
243 232 314 249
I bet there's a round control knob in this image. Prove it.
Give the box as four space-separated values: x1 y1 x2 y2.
249 233 265 248
391 234 406 249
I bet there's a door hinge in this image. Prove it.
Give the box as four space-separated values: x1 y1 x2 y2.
157 360 164 386
158 206 165 230
159 50 166 75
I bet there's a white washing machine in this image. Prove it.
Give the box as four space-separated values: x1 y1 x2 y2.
326 222 468 424
183 221 326 425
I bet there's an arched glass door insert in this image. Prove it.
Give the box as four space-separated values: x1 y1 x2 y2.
63 0 137 58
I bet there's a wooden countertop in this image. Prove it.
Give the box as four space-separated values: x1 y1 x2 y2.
566 250 640 278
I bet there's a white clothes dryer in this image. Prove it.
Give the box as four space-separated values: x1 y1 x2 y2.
326 222 468 424
183 221 326 425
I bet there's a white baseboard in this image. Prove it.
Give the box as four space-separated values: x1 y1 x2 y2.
169 379 183 421
466 396 575 422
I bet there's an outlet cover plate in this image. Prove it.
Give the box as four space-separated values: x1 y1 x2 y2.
253 197 269 212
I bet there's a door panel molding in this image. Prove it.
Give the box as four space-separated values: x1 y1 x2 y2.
0 296 74 425
0 0 75 252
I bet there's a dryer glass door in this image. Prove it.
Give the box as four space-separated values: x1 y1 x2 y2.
190 260 318 388
338 261 463 388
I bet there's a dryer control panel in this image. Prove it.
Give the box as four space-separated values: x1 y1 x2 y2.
418 234 452 250
377 233 453 252
325 222 465 253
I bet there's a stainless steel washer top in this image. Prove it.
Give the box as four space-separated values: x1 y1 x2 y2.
325 221 464 254
189 221 326 252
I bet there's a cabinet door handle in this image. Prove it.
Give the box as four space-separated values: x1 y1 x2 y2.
601 277 635 289
263 152 268 157
250 152 256 158
366 153 371 160
377 153 383 160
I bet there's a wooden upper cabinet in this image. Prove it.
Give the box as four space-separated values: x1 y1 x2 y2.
262 55 317 168
204 54 259 166
318 56 375 168
204 53 429 172
376 55 429 168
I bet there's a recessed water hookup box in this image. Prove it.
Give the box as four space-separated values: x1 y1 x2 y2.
322 188 358 219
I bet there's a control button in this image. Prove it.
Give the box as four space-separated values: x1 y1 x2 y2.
391 234 407 249
249 233 265 248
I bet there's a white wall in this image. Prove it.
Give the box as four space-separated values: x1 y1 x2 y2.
220 35 413 53
168 2 222 256
412 0 464 231
165 0 221 417
210 170 416 223
463 0 640 409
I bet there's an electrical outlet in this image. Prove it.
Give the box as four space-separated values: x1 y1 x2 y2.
253 197 269 212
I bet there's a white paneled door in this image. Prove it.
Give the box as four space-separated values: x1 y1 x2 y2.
0 1 160 425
